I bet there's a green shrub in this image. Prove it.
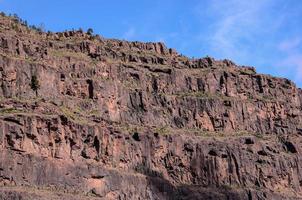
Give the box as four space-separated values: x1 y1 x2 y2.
30 75 40 96
87 28 94 35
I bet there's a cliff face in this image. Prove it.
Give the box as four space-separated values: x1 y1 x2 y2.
0 14 302 200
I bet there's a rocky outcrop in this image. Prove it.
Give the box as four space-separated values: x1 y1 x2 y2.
0 14 302 199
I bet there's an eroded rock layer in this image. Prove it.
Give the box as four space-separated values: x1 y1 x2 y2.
0 14 302 199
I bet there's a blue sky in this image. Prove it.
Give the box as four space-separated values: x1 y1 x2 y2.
0 0 302 87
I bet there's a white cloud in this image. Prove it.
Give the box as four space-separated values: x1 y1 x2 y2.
292 59 302 82
123 27 136 40
195 0 302 86
154 36 166 43
277 37 302 85
280 54 302 82
297 65 302 81
278 37 301 52
198 0 281 61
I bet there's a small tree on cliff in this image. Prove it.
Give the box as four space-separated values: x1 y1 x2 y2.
30 75 40 97
87 28 94 35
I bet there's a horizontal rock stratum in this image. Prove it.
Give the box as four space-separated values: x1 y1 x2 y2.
0 14 302 200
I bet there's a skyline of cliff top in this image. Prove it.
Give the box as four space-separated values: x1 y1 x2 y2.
0 0 301 87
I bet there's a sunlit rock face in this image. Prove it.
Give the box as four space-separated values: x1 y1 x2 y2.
0 14 302 200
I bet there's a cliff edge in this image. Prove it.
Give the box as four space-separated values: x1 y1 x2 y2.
0 14 302 200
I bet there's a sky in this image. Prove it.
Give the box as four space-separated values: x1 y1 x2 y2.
0 0 302 87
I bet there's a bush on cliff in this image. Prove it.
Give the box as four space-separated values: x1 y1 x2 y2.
30 75 40 96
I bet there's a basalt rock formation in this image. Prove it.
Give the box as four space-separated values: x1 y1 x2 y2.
0 14 302 200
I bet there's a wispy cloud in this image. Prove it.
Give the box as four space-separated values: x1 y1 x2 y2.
278 37 301 52
298 65 302 82
122 27 136 40
200 0 281 61
277 37 302 84
276 36 302 85
194 0 302 87
279 54 302 81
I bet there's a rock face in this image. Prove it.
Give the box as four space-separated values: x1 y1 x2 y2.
0 14 302 199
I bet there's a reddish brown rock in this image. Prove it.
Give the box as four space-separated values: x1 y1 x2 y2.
0 14 302 199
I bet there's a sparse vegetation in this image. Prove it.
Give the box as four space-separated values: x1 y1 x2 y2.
0 12 48 33
134 164 163 177
59 105 91 125
88 109 100 116
87 28 94 35
240 69 256 75
29 23 45 32
154 126 170 135
169 91 235 101
30 75 40 97
0 108 20 114
49 49 89 61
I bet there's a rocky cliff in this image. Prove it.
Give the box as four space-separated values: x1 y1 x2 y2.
0 14 302 200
